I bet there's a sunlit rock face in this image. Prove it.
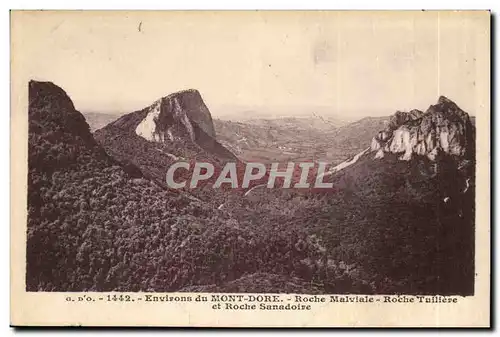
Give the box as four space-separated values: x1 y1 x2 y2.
370 96 474 161
135 89 216 143
132 89 235 160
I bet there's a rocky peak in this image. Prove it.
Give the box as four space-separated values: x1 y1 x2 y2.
387 109 425 131
370 96 474 161
131 89 235 160
135 89 216 143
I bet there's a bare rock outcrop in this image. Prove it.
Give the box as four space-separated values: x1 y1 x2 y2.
370 96 474 161
135 89 215 143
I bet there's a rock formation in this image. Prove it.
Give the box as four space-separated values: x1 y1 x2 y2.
370 96 474 162
135 89 216 143
128 88 235 160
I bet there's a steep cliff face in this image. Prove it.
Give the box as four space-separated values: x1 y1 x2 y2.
370 96 474 162
116 88 235 161
94 88 236 190
135 89 215 143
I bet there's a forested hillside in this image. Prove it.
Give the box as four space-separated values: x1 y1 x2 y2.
27 80 475 295
27 80 367 293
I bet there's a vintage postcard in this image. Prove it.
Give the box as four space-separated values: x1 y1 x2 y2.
10 10 490 327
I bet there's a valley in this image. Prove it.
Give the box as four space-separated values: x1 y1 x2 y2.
212 116 388 164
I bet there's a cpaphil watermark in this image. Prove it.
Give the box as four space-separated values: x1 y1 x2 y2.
166 161 334 189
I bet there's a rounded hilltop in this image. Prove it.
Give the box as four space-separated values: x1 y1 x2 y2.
29 80 75 112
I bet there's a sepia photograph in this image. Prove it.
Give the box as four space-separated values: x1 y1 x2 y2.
10 10 491 327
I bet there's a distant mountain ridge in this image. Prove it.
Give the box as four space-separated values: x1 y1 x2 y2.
83 112 122 132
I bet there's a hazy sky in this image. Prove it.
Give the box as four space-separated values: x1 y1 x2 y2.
12 11 489 117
